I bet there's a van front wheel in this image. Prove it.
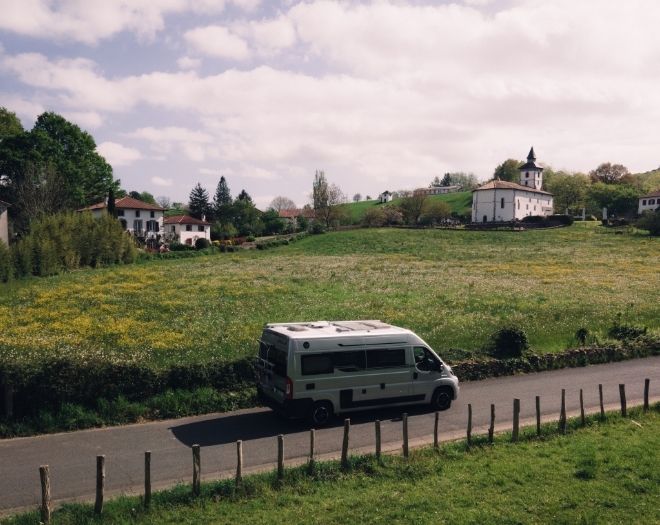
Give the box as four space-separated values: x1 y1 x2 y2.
431 387 453 411
309 401 334 426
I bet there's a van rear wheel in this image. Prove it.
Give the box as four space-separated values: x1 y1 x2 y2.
431 387 453 411
309 401 334 426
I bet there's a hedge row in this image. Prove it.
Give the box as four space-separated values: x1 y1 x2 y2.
1 335 657 419
256 232 309 250
451 335 659 381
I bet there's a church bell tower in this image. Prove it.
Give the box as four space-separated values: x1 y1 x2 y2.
519 147 543 191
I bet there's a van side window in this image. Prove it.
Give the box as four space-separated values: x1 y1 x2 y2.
366 348 406 369
301 355 333 375
414 347 440 372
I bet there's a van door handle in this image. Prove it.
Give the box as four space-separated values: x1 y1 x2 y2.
413 372 418 380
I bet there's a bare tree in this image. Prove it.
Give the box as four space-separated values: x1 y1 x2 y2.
398 190 428 225
312 170 346 227
270 196 297 212
15 162 68 223
156 195 171 209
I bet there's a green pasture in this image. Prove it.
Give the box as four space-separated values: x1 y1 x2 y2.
0 223 658 368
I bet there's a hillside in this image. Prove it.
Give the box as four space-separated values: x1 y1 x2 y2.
339 191 473 223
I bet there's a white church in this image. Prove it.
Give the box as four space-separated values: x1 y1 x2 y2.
471 147 554 223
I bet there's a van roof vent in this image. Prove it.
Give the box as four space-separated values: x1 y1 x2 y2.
286 325 307 332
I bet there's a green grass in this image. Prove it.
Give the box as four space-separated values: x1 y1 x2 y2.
339 191 473 223
0 223 658 368
4 406 658 524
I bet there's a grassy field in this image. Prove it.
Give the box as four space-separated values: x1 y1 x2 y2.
339 191 473 223
0 223 658 368
4 407 658 524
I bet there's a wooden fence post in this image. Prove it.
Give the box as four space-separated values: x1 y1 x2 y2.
308 429 315 471
512 399 520 442
599 384 605 420
236 440 243 485
644 379 650 412
559 389 566 434
192 444 201 496
144 451 151 509
375 420 382 459
535 396 541 436
579 389 585 426
402 413 409 458
466 404 472 447
277 434 284 480
94 455 105 515
341 419 350 470
619 384 627 417
39 465 51 524
488 404 495 444
433 412 440 449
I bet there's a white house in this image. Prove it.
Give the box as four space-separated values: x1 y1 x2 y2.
471 147 554 223
419 185 462 195
378 191 393 203
638 190 660 214
82 196 165 239
0 200 9 245
163 215 211 245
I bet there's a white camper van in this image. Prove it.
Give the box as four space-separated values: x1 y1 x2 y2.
256 320 459 426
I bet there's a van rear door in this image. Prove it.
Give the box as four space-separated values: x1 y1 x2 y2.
256 331 290 403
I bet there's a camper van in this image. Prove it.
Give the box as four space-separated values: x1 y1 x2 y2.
256 320 459 425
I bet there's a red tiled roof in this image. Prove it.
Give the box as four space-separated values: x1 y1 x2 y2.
278 208 315 219
163 215 211 226
640 189 660 199
82 196 165 211
473 179 552 195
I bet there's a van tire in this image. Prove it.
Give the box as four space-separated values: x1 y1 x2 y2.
309 401 334 426
431 387 453 411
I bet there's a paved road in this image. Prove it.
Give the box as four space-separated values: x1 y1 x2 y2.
1 356 658 515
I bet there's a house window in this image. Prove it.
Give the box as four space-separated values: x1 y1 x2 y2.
517 200 520 210
650 199 656 205
198 225 204 232
135 210 141 218
150 211 155 218
186 225 192 231
133 220 143 233
526 172 529 178
117 209 124 217
146 220 159 232
171 225 176 233
642 200 647 205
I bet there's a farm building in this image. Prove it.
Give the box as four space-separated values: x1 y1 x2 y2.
378 191 393 203
418 185 462 195
0 200 9 245
80 196 165 239
163 215 211 245
471 147 554 223
638 190 660 214
278 208 315 228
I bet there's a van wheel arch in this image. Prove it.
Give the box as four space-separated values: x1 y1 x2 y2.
309 400 334 426
431 387 453 411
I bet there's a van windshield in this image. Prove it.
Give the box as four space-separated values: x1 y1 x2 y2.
259 340 287 377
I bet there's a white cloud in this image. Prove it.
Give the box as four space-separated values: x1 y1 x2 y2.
240 16 297 54
177 56 202 70
62 111 103 128
128 126 213 143
184 25 251 60
151 176 173 187
97 141 142 167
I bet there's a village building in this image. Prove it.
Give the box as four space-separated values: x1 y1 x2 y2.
278 208 315 228
0 200 9 245
163 215 211 245
81 196 165 239
638 190 660 214
378 191 393 203
471 147 554 223
418 184 462 196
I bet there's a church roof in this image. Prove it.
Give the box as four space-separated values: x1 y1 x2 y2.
472 179 552 195
518 146 543 171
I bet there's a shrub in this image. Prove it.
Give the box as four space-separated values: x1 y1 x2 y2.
549 214 574 226
11 238 33 277
636 210 660 236
488 326 530 359
0 240 13 282
362 208 387 227
575 327 589 346
170 242 193 251
246 235 256 242
608 322 647 341
195 238 210 250
521 215 545 223
309 221 326 234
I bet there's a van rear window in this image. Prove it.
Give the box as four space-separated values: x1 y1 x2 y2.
366 348 406 368
259 341 287 377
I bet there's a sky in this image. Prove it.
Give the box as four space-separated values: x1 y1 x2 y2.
1 0 660 209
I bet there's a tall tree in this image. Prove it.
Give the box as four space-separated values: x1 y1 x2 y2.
398 190 428 225
0 107 24 140
312 170 345 227
270 196 296 211
236 189 253 204
107 188 116 218
544 172 589 213
188 183 210 219
493 159 522 182
352 193 362 202
589 163 630 184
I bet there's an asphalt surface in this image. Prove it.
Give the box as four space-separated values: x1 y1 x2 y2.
0 356 658 515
